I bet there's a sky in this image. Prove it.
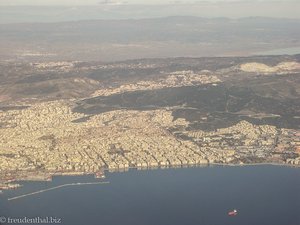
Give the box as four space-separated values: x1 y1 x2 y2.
0 0 298 6
0 0 300 23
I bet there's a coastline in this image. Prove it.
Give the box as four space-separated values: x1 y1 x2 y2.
1 161 299 192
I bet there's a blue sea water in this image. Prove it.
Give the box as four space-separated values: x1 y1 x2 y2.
0 165 299 225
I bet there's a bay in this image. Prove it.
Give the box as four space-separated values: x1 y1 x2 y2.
1 165 300 225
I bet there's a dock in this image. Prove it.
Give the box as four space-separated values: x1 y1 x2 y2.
8 181 110 201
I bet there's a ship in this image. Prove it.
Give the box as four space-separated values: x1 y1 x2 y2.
228 209 238 216
95 171 106 179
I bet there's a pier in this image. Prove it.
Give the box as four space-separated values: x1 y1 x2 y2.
8 181 110 201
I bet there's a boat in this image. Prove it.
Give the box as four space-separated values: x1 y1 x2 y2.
228 209 238 216
95 171 106 179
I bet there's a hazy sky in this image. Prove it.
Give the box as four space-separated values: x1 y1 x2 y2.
1 0 300 23
0 0 298 6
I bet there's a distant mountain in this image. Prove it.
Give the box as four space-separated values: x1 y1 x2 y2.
1 2 300 24
0 17 300 61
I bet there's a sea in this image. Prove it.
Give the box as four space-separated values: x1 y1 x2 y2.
254 47 300 56
0 165 299 225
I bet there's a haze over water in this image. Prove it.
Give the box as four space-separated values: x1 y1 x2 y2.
1 165 300 225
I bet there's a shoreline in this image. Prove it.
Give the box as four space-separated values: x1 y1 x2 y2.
1 161 299 191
